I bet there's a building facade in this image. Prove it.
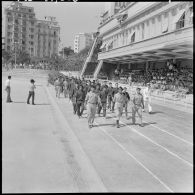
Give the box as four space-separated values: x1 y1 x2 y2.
74 33 93 53
4 2 60 61
36 16 60 58
91 2 193 78
4 2 37 56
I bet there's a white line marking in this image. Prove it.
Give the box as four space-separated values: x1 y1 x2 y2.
104 113 193 168
94 121 173 192
142 120 193 146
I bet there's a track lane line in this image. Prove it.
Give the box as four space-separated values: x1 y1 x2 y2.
93 121 173 192
141 120 193 146
100 112 193 168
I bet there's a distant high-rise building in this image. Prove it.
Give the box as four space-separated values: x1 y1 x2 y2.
4 2 60 61
74 33 93 53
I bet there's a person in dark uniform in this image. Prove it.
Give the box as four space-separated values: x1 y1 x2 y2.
71 82 79 114
122 87 130 119
75 85 86 118
95 84 101 116
112 82 119 113
107 82 113 111
97 86 108 118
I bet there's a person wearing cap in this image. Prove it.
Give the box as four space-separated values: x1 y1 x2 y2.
113 86 126 128
132 87 144 127
5 75 13 103
85 85 101 128
27 79 36 105
143 83 152 114
122 87 130 119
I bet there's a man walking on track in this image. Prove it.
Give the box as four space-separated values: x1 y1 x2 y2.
5 75 12 103
98 86 108 118
122 87 130 119
113 87 125 128
132 87 144 127
63 78 69 98
112 83 119 113
27 79 36 105
85 85 101 128
107 82 113 111
75 85 85 118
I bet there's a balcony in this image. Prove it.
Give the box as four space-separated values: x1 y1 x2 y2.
98 25 193 63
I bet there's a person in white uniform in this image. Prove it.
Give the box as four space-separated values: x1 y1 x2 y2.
142 83 152 114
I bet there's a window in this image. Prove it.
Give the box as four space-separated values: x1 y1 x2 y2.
8 25 12 29
162 12 168 33
142 23 145 40
8 32 12 36
131 32 135 43
8 17 13 22
173 9 185 30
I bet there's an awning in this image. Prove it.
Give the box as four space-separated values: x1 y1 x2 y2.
127 31 135 43
172 9 185 24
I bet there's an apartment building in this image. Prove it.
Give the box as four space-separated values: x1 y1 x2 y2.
4 2 37 56
74 33 93 53
85 2 193 79
36 16 60 58
4 2 60 61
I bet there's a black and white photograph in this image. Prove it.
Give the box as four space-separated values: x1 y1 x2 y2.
2 0 193 193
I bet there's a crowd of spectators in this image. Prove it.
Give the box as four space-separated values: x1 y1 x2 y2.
108 64 193 95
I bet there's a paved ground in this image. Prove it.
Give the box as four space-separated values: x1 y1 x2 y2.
2 74 193 192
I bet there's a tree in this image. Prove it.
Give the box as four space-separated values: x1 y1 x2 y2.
59 46 74 58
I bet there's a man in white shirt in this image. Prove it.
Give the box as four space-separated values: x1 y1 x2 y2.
27 79 36 105
5 75 12 103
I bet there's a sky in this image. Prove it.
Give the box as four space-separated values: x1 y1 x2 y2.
2 1 105 49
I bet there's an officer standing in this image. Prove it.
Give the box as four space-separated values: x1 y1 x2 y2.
132 87 144 127
113 87 125 128
85 85 101 128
